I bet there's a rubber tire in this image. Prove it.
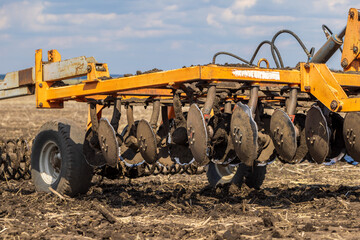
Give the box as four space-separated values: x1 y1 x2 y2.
206 162 239 187
31 119 93 197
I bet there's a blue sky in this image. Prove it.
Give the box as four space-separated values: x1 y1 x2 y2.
0 0 358 74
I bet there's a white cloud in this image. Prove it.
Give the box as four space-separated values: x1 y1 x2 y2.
171 41 182 49
313 0 350 12
164 5 178 11
206 0 294 31
206 13 222 28
232 0 257 11
0 6 8 30
0 0 357 74
47 36 103 48
0 0 192 51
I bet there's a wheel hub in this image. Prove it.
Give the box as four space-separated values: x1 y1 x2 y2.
39 140 61 185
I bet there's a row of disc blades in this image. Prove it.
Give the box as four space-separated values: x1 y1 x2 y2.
85 99 360 174
270 105 359 164
0 138 31 180
186 101 360 167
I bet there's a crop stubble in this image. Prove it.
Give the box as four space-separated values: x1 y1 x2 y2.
1 95 360 239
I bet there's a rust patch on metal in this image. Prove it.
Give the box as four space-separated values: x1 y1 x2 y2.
18 68 34 86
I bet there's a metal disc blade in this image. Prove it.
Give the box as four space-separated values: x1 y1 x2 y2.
187 104 209 166
98 118 119 167
83 129 107 167
270 109 297 162
305 106 330 163
257 132 275 163
343 112 360 162
329 113 345 159
120 123 145 167
169 143 194 165
230 102 258 166
137 119 157 164
291 114 308 164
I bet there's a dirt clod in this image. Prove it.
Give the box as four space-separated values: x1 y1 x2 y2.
1 95 360 239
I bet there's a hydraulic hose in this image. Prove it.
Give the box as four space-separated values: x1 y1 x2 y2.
212 51 253 65
249 40 283 68
270 29 312 68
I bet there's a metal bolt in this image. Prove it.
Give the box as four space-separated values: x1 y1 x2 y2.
330 100 338 111
353 46 358 54
304 86 311 91
39 102 43 107
304 63 310 69
39 83 43 88
350 11 355 19
341 58 349 68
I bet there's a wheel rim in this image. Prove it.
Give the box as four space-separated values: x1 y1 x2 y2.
39 140 61 184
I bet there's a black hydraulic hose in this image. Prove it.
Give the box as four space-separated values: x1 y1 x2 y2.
213 29 313 69
270 29 311 68
322 24 333 36
249 40 284 67
212 51 253 65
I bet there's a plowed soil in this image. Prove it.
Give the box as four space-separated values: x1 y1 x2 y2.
1 96 360 239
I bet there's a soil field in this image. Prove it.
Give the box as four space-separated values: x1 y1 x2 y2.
1 95 360 239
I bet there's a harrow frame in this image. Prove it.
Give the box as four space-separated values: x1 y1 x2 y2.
0 8 359 196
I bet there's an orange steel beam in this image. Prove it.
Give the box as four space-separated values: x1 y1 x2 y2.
39 65 301 102
300 62 360 112
35 49 360 112
341 8 360 72
118 88 173 96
